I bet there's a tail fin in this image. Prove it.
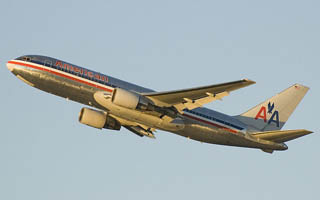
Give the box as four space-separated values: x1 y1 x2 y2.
235 84 309 131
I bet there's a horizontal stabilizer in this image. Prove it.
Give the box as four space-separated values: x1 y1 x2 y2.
251 129 313 143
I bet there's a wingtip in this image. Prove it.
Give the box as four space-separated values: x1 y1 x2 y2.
294 83 310 91
303 129 313 135
294 129 313 136
243 79 256 84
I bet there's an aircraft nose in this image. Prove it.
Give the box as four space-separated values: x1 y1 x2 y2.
6 61 15 72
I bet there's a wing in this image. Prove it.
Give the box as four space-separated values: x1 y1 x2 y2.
143 79 255 111
111 115 156 139
123 125 156 139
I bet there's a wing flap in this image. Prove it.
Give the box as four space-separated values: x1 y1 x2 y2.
174 91 229 111
251 129 313 143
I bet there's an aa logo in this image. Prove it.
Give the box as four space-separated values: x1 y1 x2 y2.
255 102 280 127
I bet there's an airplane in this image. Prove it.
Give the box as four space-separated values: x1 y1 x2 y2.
6 55 313 153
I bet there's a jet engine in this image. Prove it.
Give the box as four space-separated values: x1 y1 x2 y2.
111 88 155 111
78 107 121 130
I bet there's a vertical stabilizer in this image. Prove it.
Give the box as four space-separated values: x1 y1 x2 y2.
235 84 309 131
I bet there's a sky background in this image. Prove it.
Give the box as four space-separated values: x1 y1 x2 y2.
1 0 319 199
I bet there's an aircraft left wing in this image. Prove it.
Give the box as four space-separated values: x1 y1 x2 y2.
143 79 255 111
110 115 157 138
123 125 156 139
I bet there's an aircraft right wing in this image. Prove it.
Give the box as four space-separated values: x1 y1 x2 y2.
143 79 255 111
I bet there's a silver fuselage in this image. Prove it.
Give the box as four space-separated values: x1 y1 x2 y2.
7 55 286 150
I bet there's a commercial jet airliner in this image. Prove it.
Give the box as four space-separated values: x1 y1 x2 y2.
7 55 313 153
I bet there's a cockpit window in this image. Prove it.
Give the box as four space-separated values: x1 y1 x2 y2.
16 56 32 62
22 56 31 61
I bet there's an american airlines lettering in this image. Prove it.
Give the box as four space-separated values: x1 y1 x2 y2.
55 61 108 83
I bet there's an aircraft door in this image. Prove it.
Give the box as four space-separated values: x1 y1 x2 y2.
40 60 53 80
44 60 52 68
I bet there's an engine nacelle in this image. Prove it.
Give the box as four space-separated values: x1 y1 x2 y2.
111 88 154 111
78 107 121 130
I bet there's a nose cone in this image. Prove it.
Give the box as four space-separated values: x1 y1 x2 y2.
7 61 15 72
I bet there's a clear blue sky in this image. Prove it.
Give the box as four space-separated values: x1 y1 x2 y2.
1 0 319 199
